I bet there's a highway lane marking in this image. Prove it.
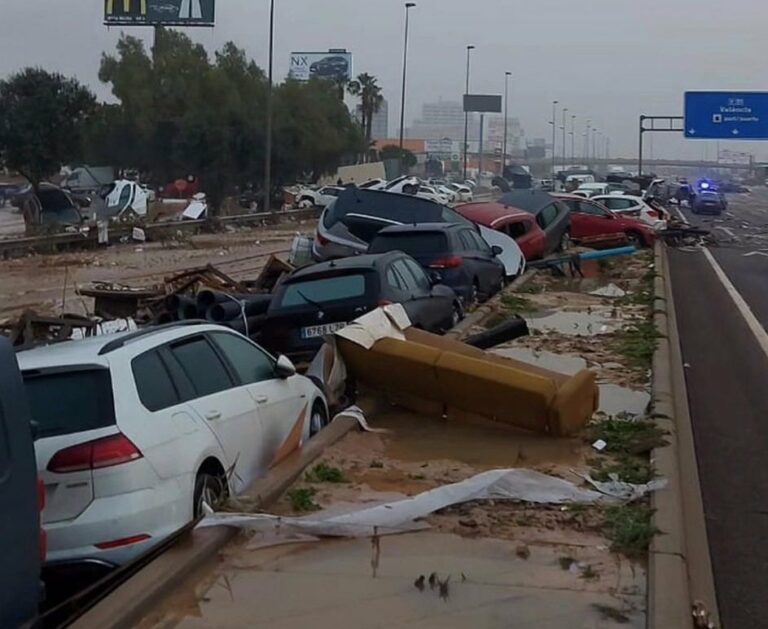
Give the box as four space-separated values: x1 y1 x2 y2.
673 204 690 225
716 226 736 238
702 247 768 360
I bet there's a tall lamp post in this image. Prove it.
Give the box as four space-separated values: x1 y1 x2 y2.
502 71 511 175
550 100 558 182
592 128 598 163
263 0 276 212
584 119 591 161
561 107 568 169
398 2 416 150
462 45 475 180
570 114 576 163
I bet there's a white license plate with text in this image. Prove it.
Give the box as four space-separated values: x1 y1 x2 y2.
301 322 347 339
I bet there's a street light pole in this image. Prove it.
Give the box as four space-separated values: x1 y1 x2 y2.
570 114 576 163
398 2 416 151
561 107 568 169
584 119 591 161
502 71 511 176
462 45 475 180
592 128 598 163
551 100 558 182
263 0 275 213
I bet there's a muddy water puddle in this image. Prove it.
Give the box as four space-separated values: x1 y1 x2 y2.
526 310 620 336
377 411 584 470
140 532 645 629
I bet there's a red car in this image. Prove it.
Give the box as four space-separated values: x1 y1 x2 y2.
455 202 548 260
554 194 656 248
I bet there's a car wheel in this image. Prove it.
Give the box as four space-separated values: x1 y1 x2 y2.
558 229 572 252
450 301 464 328
194 471 228 518
309 401 329 437
625 230 644 248
471 279 481 304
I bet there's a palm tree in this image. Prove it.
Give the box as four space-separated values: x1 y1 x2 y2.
347 73 383 161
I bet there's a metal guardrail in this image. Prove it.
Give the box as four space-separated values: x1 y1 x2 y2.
0 207 320 257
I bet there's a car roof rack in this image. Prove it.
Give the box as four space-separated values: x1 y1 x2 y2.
98 320 212 356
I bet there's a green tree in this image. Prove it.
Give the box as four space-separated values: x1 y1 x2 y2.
0 68 96 189
347 73 383 160
379 144 417 170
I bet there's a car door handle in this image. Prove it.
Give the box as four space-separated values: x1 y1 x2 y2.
205 410 222 421
255 395 269 404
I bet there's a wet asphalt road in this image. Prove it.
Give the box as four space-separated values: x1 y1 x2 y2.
667 188 768 629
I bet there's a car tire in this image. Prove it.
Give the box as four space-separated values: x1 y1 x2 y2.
450 300 464 329
558 229 572 252
309 401 329 437
194 470 228 518
625 230 644 248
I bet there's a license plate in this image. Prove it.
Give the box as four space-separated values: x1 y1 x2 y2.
301 322 347 339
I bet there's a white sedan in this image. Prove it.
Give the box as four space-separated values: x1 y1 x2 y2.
19 324 328 567
591 195 667 231
449 183 474 202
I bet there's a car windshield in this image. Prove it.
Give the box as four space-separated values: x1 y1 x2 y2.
370 232 449 255
22 368 116 438
276 273 370 307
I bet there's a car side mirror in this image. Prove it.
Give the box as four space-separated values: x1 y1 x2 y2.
491 245 504 257
428 270 443 286
275 354 296 379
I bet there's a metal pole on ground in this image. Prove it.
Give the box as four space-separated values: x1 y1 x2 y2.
502 71 511 175
463 45 475 180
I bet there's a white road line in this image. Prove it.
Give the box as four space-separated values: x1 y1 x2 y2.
674 204 690 225
702 247 768 360
716 226 736 238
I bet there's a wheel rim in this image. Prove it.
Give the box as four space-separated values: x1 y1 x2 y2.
471 283 479 304
310 408 325 435
561 232 571 251
451 305 461 327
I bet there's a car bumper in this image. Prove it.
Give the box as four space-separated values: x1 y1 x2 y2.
44 482 190 566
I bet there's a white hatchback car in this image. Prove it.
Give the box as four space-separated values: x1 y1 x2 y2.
590 195 668 231
18 323 328 567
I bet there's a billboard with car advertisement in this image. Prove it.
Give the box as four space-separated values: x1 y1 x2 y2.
289 52 353 82
104 0 215 27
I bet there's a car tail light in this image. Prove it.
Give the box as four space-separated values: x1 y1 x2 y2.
47 433 143 473
646 209 659 219
429 256 463 269
37 478 46 562
94 534 151 550
377 299 393 307
316 230 329 246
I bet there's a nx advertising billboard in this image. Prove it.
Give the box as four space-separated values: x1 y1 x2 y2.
104 0 216 27
289 52 353 82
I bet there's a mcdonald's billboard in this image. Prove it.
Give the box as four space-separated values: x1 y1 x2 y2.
104 0 215 27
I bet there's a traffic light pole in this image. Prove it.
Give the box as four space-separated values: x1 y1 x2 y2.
638 115 683 175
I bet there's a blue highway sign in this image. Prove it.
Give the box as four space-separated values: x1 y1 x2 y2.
684 91 768 139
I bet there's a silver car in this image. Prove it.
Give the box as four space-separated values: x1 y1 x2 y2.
312 188 473 261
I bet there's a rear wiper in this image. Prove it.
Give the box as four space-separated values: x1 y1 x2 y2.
296 289 324 309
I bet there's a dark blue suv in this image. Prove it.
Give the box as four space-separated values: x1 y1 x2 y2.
369 223 505 305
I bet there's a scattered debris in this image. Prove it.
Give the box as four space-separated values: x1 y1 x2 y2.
589 283 626 298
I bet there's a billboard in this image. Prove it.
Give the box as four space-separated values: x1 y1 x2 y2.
463 94 502 113
289 52 353 82
104 0 215 27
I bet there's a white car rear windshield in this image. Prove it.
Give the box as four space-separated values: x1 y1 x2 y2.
23 368 115 438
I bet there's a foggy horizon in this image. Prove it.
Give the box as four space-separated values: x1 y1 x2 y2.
1 0 766 162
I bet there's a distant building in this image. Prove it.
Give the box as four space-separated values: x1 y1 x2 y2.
487 116 525 158
408 98 479 140
354 98 389 140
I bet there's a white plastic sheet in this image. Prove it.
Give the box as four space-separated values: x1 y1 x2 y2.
198 468 665 540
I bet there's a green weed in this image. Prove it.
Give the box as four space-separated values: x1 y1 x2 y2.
587 416 667 455
304 462 345 483
602 505 659 558
589 454 654 485
287 487 319 512
500 294 536 312
614 319 661 370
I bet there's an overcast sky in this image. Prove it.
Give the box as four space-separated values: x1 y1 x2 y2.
1 0 766 161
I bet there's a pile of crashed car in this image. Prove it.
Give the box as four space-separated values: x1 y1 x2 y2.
5 176 670 593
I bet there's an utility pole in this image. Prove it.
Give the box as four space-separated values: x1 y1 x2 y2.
398 3 416 150
462 45 475 180
551 100 558 182
502 71 511 175
263 0 275 213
